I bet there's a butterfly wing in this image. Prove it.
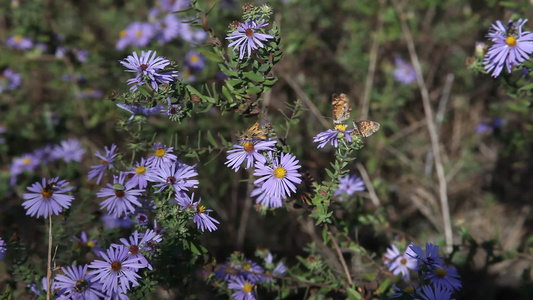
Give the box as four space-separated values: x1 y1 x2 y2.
353 120 380 137
332 93 352 124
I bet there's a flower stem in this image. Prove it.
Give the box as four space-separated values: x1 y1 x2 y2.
47 216 53 300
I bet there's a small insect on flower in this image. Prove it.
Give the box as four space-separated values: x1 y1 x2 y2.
484 19 533 77
331 93 352 125
22 178 74 219
351 120 380 138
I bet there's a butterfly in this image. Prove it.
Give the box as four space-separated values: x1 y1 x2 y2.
332 93 352 124
292 171 316 207
352 120 381 138
239 120 272 140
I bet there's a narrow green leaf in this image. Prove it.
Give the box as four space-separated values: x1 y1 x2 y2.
206 130 218 147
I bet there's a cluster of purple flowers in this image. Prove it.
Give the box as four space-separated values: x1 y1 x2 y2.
484 19 533 77
88 142 219 232
50 229 162 298
387 242 462 300
9 139 85 186
0 237 6 261
0 68 22 94
181 50 206 83
476 117 504 134
116 0 206 50
225 136 302 208
213 252 287 300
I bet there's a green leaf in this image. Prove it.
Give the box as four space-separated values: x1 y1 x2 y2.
198 48 223 63
346 287 362 300
518 82 533 91
246 85 263 94
219 63 239 77
243 71 265 83
206 130 218 147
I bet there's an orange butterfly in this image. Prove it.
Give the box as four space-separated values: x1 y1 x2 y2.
332 93 352 124
239 120 271 140
352 120 380 138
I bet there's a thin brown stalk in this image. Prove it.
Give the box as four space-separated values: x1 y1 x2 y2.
355 162 380 207
392 0 453 252
327 230 353 286
360 0 385 119
236 175 254 250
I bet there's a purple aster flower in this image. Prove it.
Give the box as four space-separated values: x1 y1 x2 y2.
225 139 277 172
0 237 6 261
97 172 145 218
393 57 417 85
185 50 205 71
390 286 417 298
155 14 181 44
476 117 504 134
55 47 67 58
76 49 90 62
88 245 145 296
251 184 283 208
159 0 190 12
228 276 257 300
334 174 365 200
180 66 195 83
32 144 55 164
87 144 119 185
120 50 177 91
116 103 164 121
0 68 22 93
484 19 533 77
146 142 177 169
179 22 208 43
265 253 287 276
253 152 302 199
126 158 153 189
6 35 33 50
101 214 134 229
116 28 132 50
382 244 417 280
418 285 453 300
313 125 353 149
150 162 199 193
74 231 99 250
136 213 149 226
22 178 74 219
226 20 273 59
408 242 442 268
129 22 156 48
178 193 219 232
114 229 162 270
9 153 39 178
427 264 462 292
53 264 105 299
52 139 86 163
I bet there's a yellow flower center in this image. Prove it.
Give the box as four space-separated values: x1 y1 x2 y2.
14 35 22 43
86 241 95 248
41 188 53 198
506 35 517 47
135 166 146 175
243 141 255 153
243 282 253 293
197 204 206 214
155 148 165 157
190 55 199 63
119 30 127 38
135 30 142 38
436 266 447 277
334 124 347 131
404 287 414 293
23 157 31 165
243 263 251 270
273 167 286 179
